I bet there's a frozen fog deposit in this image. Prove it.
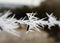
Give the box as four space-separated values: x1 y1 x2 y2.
0 10 60 37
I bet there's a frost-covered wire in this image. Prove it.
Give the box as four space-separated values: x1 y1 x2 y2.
0 10 60 37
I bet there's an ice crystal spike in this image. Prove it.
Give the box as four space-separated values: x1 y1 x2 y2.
11 14 15 19
1 10 12 19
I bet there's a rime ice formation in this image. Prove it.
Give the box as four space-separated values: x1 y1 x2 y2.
46 13 59 29
18 12 60 32
0 10 60 37
0 10 19 37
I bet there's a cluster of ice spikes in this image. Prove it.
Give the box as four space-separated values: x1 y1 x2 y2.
0 10 19 37
0 10 60 37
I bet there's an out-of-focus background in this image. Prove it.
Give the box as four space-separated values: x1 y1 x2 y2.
0 0 60 43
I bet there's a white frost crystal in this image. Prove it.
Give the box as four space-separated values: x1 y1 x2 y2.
0 10 19 37
0 10 60 37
